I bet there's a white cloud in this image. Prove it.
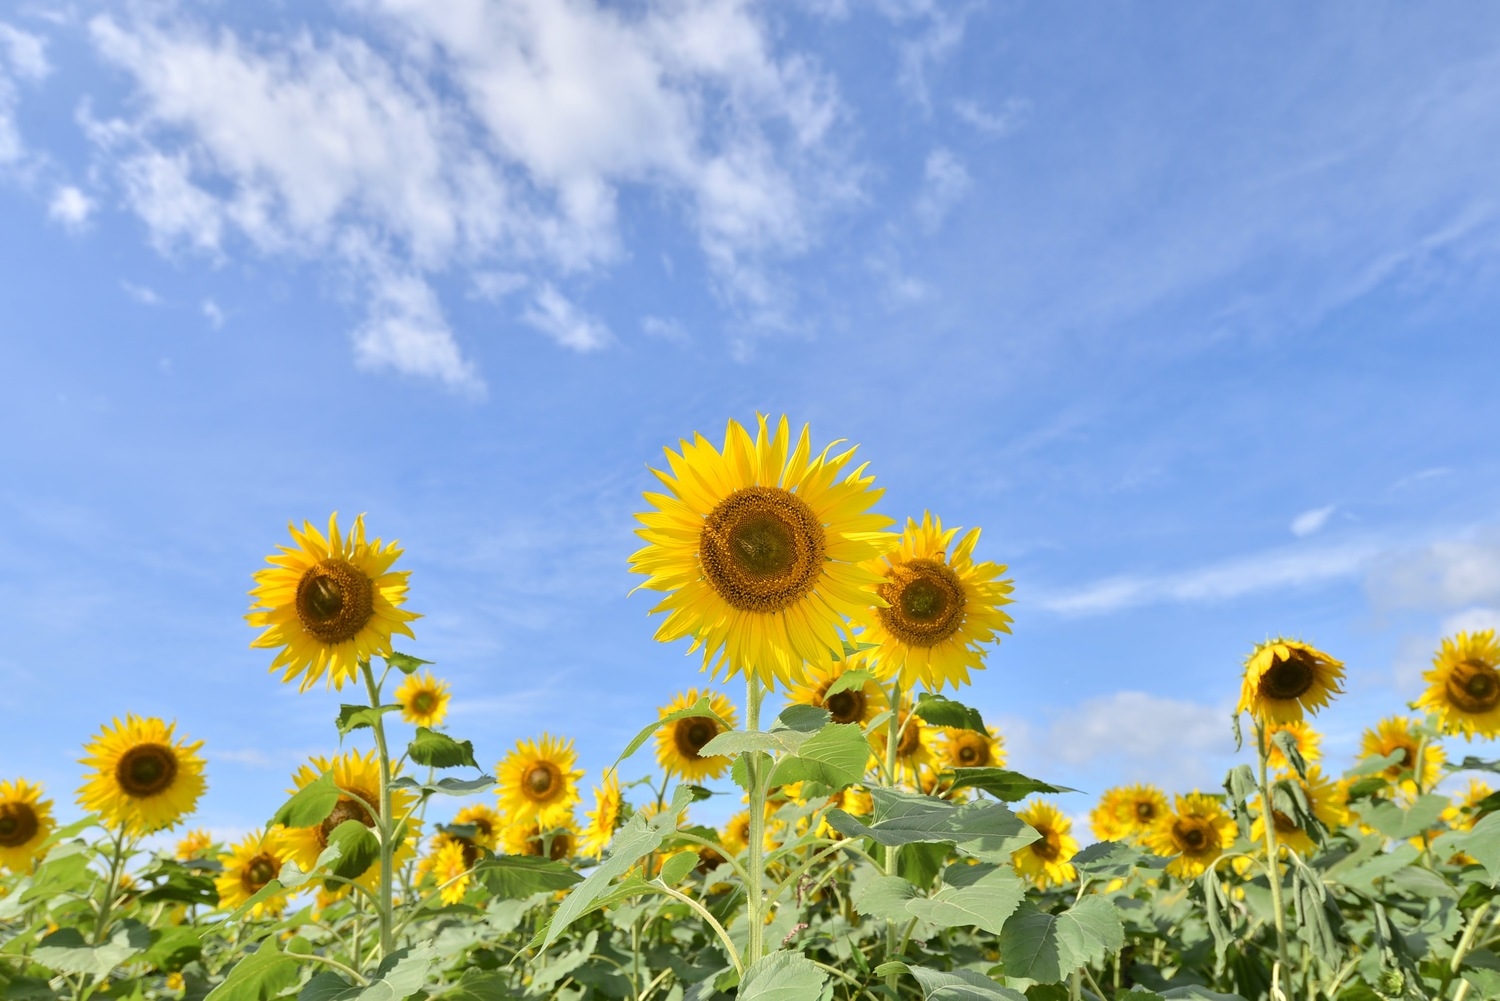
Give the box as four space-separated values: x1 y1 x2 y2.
120 280 163 305
913 147 969 231
353 266 483 393
953 96 1029 137
642 315 689 344
48 184 93 228
1443 607 1500 636
1291 504 1336 537
522 283 611 352
1366 529 1500 610
876 0 970 110
0 23 49 81
470 270 527 302
201 298 224 328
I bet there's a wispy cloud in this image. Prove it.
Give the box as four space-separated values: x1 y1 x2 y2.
0 21 48 165
1291 504 1336 537
953 96 1030 137
522 284 612 353
913 147 969 232
120 280 163 305
201 298 224 328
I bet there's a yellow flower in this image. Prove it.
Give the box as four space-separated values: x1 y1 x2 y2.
654 690 739 782
247 513 419 692
856 512 1015 691
165 973 185 994
1360 716 1444 795
1442 779 1493 832
215 828 290 918
280 751 417 887
394 671 450 728
786 659 888 727
938 726 1006 770
1265 720 1322 772
501 817 578 860
0 779 55 873
497 734 583 828
174 829 213 861
629 415 896 690
423 838 473 905
77 717 206 834
720 810 779 857
581 774 622 859
1013 800 1078 887
451 804 502 851
869 703 935 784
1237 638 1344 724
1090 785 1168 843
1250 767 1346 858
1416 630 1500 739
1146 793 1237 879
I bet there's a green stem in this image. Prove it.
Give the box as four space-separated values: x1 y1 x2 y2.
361 661 395 966
883 680 903 993
1254 721 1294 1001
744 674 767 967
1444 900 1493 999
91 825 128 946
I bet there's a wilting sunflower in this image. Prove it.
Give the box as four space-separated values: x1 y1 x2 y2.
451 804 502 852
497 734 583 828
654 689 739 782
581 774 622 859
247 513 419 692
1013 800 1078 887
1237 638 1344 725
502 817 578 860
1250 767 1346 858
629 415 896 690
869 703 935 784
395 670 450 728
1146 793 1237 878
856 512 1015 691
1416 630 1500 739
215 828 290 918
174 829 213 861
1360 716 1444 794
78 717 207 834
786 659 888 727
1265 720 1322 773
0 779 55 873
281 751 417 884
1090 784 1168 843
939 726 1006 771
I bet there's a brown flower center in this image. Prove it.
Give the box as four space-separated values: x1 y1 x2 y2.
525 764 561 800
1446 659 1500 714
674 717 722 760
295 558 375 644
1030 831 1060 861
411 691 437 715
1135 800 1158 822
877 558 966 648
318 790 378 847
115 744 179 798
823 688 865 725
522 829 574 860
1173 818 1214 855
1271 810 1299 835
1259 649 1316 701
897 716 923 758
699 486 825 613
242 853 279 893
0 803 39 848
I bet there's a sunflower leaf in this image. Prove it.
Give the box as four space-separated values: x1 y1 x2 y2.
202 938 302 1001
33 923 150 977
324 820 381 883
612 697 733 771
996 898 1123 984
269 769 340 828
906 966 1027 1000
912 693 987 733
407 728 479 769
337 704 403 737
1434 811 1500 885
904 863 1026 935
700 731 795 758
474 856 581 899
828 789 1038 857
1349 750 1406 777
771 704 831 733
656 850 699 887
942 768 1075 802
389 775 495 796
822 670 877 699
383 652 432 675
766 723 866 790
737 951 828 1001
1362 794 1449 841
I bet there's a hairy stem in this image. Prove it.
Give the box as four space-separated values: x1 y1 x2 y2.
361 661 396 967
744 674 767 967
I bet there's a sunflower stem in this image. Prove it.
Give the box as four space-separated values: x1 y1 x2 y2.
91 824 127 946
361 660 396 968
883 680 903 993
1254 720 1295 1001
744 673 767 967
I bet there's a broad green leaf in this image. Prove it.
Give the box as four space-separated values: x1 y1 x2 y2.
390 775 495 796
737 951 828 1001
384 652 432 674
1438 810 1500 885
135 858 220 907
269 770 339 828
1158 989 1249 1000
822 669 876 699
656 850 698 886
203 939 301 1001
912 693 987 733
141 926 202 971
438 969 516 1001
904 863 1025 935
474 855 581 899
907 967 1026 1001
850 873 918 922
407 727 479 769
336 704 402 737
772 704 832 732
1271 728 1309 780
297 945 435 1001
827 789 1037 857
324 820 380 882
699 730 797 758
767 723 867 789
996 898 1124 984
942 768 1075 802
1348 750 1405 777
1072 840 1159 879
228 879 286 917
33 923 150 977
1362 794 1448 841
1057 896 1124 967
613 697 733 769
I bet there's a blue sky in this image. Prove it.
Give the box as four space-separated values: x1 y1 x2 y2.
3 1 1499 839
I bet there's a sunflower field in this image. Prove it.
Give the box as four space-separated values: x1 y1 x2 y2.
6 415 1500 1001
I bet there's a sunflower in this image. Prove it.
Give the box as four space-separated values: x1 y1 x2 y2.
215 828 290 918
720 810 780 857
427 839 473 905
1360 716 1444 794
501 817 578 860
78 717 206 834
629 415 896 690
1250 767 1346 858
174 829 213 861
1090 784 1168 843
281 751 417 884
1146 793 1237 879
1237 638 1344 725
1442 778 1494 832
939 726 1006 771
869 703 935 784
855 513 1015 691
1265 720 1322 773
0 779 55 873
247 513 419 692
451 804 502 851
1012 800 1078 887
581 774 622 859
653 690 739 782
497 735 583 828
786 659 888 727
394 670 450 728
1416 630 1500 739
816 786 874 839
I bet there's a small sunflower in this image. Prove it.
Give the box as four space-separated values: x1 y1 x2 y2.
1250 767 1346 858
629 415 896 690
394 670 451 728
78 717 206 834
654 690 739 782
1090 784 1168 843
0 779 55 873
174 829 213 861
501 817 578 860
786 659 888 727
939 726 1006 771
581 774 622 859
1013 800 1078 887
1265 720 1322 773
855 512 1015 691
719 809 779 857
1360 716 1444 794
1237 638 1344 725
869 703 935 784
1146 793 1237 879
1416 630 1500 739
247 513 419 692
451 804 502 851
215 828 290 918
281 751 417 884
497 735 583 828
427 838 472 905
1442 778 1494 832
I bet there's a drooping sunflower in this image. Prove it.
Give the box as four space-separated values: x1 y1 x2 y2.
1360 716 1444 794
1265 720 1322 773
501 816 578 860
174 829 213 861
247 513 420 692
450 804 502 852
629 415 896 690
280 751 417 883
654 689 739 782
78 717 207 834
1090 784 1169 843
939 726 1006 771
215 828 290 918
0 779 55 873
1416 630 1500 739
853 513 1015 692
1146 793 1237 878
786 659 888 727
1237 638 1344 725
497 734 583 828
1013 800 1079 887
394 670 451 728
581 774 622 859
1250 767 1346 858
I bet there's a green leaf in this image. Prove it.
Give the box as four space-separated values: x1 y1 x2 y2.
135 859 220 908
324 820 380 882
767 723 867 789
1271 728 1309 780
772 704 832 732
203 939 301 1001
33 923 150 977
613 697 734 769
823 669 876 698
996 898 1124 984
1348 750 1405 777
827 789 1038 857
407 728 479 769
474 855 581 899
699 731 793 758
337 704 402 737
656 851 698 887
907 967 1027 1001
390 775 495 796
438 969 516 1001
912 693 987 733
227 879 286 917
297 945 435 1001
269 770 339 828
1361 794 1449 841
850 873 919 922
905 863 1025 935
384 652 432 674
737 951 828 1001
1437 810 1500 884
141 926 202 972
1071 841 1154 879
942 769 1075 802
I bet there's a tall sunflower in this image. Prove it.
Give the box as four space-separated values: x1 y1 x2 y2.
938 726 1006 771
786 659 888 727
1237 638 1344 724
497 735 583 828
1013 800 1078 887
1360 716 1444 794
629 415 896 690
0 779 55 873
1090 784 1168 843
1265 720 1322 773
281 751 417 884
581 774 622 859
1250 767 1346 858
247 513 419 692
1146 793 1237 879
1416 630 1500 739
856 513 1015 691
215 828 290 918
394 670 451 728
78 717 206 834
654 690 739 782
